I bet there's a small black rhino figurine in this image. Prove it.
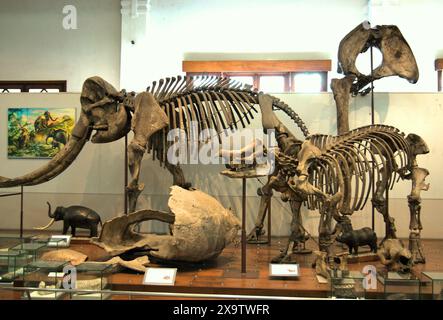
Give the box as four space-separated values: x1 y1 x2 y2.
336 227 377 255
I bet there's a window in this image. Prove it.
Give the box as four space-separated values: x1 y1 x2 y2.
0 81 67 93
259 75 285 93
183 60 331 93
292 72 323 93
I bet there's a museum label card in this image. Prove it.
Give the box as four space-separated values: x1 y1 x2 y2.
269 264 299 277
143 268 177 286
47 235 71 247
47 272 66 278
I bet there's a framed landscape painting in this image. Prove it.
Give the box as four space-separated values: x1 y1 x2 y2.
7 108 76 159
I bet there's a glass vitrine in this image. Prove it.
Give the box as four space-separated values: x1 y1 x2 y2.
22 260 68 300
329 270 366 299
10 242 47 261
0 250 30 283
377 270 421 300
69 262 113 300
29 236 69 259
420 271 443 300
0 236 28 251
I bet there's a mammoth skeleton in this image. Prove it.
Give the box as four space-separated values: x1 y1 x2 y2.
0 75 308 214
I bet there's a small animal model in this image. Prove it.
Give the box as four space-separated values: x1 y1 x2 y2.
336 227 377 255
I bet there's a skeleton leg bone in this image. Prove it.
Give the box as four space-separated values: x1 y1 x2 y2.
372 166 397 242
165 162 191 189
128 142 146 213
247 172 291 242
331 75 355 135
271 194 305 263
407 166 429 264
247 181 273 242
127 92 169 212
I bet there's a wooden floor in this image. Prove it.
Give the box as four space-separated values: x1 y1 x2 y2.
69 237 443 299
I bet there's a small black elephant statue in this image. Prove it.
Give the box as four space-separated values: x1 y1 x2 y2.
35 202 102 237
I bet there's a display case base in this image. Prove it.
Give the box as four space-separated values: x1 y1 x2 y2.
347 252 379 263
223 269 259 279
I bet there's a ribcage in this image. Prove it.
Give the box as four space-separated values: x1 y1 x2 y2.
145 75 310 165
305 125 412 215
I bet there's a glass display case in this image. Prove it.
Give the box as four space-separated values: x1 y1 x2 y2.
69 262 113 300
10 242 47 261
420 271 443 300
329 270 366 299
29 235 68 248
377 270 421 300
0 250 30 284
22 260 68 300
0 236 28 251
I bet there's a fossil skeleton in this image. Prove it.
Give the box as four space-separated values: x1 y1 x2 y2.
0 76 308 215
0 24 428 269
225 93 429 266
246 22 422 248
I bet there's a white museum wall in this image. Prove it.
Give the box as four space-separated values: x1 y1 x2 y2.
121 0 443 93
0 92 441 239
1 0 442 92
120 0 368 91
0 0 121 92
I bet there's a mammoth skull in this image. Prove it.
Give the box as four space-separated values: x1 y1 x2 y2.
93 186 241 262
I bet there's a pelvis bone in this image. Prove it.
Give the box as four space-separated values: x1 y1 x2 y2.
337 22 419 85
332 22 419 134
93 186 240 262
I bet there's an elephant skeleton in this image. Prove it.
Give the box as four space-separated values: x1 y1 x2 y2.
0 76 309 239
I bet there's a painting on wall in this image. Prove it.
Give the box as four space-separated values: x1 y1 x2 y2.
7 108 76 159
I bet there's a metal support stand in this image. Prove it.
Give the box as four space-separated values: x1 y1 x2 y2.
369 44 388 233
241 178 247 273
370 45 376 231
267 197 272 246
124 134 128 215
220 171 259 279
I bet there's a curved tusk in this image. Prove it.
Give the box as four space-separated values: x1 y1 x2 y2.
34 218 56 230
0 113 90 188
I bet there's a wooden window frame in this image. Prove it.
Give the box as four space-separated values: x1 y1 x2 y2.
183 60 331 92
0 80 67 93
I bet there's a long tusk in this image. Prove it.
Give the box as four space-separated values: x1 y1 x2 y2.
0 113 90 188
34 218 56 230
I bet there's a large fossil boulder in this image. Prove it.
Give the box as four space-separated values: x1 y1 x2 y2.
93 186 240 263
